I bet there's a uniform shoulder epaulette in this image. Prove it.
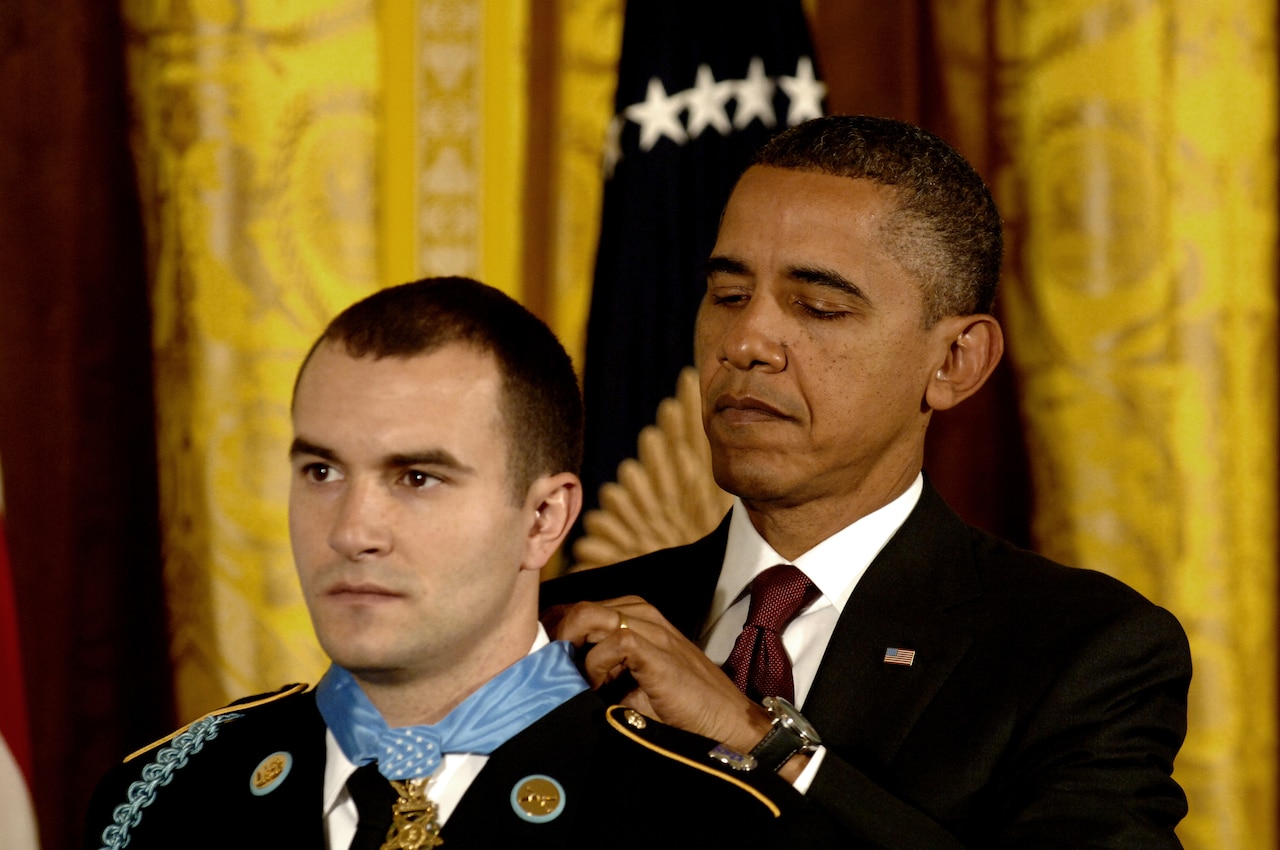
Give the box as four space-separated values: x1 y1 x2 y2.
124 682 311 763
92 684 312 850
603 704 788 817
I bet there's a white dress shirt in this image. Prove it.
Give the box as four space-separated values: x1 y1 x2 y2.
699 474 923 789
322 627 552 850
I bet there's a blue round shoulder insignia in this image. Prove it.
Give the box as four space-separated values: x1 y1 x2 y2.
249 751 293 796
511 774 566 823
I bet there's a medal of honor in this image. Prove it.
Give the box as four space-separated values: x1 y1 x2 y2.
381 778 443 850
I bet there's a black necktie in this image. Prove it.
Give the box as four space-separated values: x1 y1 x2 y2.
346 763 397 850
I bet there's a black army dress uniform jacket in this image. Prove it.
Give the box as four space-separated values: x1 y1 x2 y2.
540 480 1192 849
83 686 834 849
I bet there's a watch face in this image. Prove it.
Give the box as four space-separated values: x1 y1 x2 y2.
766 696 821 745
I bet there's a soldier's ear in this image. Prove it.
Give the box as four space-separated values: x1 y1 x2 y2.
925 315 1004 411
521 472 582 572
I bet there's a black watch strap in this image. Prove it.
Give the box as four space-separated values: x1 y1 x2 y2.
748 721 808 772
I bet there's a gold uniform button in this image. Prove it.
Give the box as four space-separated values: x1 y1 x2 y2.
624 709 647 730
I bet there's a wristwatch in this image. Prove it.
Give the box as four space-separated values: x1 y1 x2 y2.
748 695 822 772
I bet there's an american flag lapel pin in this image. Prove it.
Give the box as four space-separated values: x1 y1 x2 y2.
883 647 916 666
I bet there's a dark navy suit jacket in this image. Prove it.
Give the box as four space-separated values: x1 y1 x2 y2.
541 481 1191 848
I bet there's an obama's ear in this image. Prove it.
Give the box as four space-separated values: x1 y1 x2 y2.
925 314 1004 411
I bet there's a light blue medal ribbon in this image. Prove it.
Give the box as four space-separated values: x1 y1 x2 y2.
317 640 588 780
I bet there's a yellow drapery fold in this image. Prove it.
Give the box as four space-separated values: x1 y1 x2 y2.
123 1 381 719
539 0 624 370
383 0 622 366
380 0 531 298
935 3 1277 847
124 0 614 719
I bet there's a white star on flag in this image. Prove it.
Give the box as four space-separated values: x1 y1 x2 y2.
685 64 734 139
602 50 827 179
732 57 777 130
626 76 688 151
780 56 826 126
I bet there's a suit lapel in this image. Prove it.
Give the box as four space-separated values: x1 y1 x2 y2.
641 516 730 639
804 483 982 767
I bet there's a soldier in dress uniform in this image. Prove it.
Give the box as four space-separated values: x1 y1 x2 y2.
82 278 837 850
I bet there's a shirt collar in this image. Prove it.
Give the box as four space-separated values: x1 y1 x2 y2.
707 473 924 631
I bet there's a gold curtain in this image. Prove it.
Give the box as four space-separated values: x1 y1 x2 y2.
123 1 381 720
380 0 531 298
935 2 1277 847
380 0 624 366
124 0 615 720
540 0 624 371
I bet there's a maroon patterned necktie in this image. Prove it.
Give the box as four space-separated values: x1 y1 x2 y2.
722 564 820 703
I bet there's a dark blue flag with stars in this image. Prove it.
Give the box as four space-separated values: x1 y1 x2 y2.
579 0 825 521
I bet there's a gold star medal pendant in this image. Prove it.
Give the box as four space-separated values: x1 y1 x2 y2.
381 778 443 850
